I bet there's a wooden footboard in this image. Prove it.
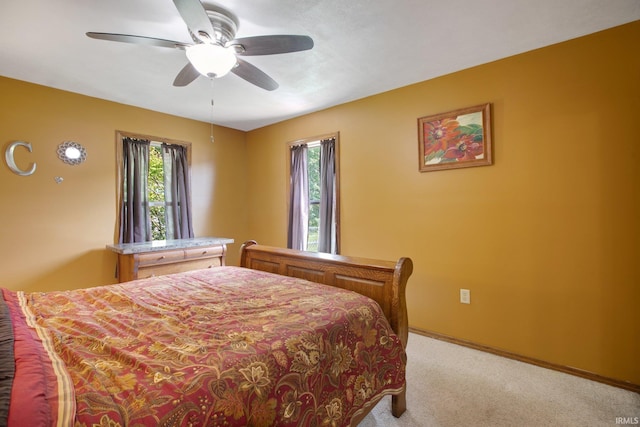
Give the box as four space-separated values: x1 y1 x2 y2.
239 241 413 419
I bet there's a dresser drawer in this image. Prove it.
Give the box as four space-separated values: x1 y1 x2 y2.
137 249 185 266
137 258 221 279
184 245 224 260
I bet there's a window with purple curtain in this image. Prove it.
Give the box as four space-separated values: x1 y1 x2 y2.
118 134 193 244
287 135 339 254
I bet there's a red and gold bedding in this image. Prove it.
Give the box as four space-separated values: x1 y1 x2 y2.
1 266 406 426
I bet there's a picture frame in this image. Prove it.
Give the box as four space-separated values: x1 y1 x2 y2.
418 103 492 172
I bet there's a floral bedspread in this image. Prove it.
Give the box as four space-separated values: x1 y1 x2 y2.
9 266 406 426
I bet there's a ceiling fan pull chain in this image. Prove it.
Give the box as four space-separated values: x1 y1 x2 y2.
210 79 215 143
210 100 215 143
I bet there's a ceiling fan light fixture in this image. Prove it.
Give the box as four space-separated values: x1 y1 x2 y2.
186 44 236 78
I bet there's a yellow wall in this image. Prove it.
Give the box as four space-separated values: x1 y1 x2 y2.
0 78 250 292
246 21 640 385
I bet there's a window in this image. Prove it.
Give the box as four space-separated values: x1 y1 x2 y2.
116 131 194 244
287 133 339 254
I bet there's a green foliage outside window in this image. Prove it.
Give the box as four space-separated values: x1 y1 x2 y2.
307 145 320 251
148 145 166 241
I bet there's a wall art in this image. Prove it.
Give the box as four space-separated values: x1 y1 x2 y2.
418 103 492 172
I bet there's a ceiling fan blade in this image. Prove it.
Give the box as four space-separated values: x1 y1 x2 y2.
172 0 215 42
173 62 201 87
86 32 189 49
231 59 279 91
232 35 314 56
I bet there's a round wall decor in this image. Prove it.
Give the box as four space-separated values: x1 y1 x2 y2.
57 141 87 165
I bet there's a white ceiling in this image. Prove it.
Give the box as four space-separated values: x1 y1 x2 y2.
1 1 638 131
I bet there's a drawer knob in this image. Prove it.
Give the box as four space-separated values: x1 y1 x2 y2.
159 256 165 260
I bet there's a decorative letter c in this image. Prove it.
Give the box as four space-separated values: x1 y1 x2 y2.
5 141 37 176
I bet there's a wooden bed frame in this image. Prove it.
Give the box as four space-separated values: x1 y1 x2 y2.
239 241 413 420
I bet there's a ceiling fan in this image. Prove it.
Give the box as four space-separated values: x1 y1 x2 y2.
86 0 314 91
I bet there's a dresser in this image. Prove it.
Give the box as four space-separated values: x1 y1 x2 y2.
107 237 234 282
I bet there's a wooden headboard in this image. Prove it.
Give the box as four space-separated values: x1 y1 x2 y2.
239 241 413 348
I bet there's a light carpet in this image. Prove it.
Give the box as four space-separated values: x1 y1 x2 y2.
360 332 639 426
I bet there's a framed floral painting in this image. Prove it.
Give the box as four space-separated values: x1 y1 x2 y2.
418 103 492 172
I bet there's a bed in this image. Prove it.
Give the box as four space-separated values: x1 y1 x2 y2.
1 241 412 426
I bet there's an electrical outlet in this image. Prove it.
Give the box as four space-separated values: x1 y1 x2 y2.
460 289 471 304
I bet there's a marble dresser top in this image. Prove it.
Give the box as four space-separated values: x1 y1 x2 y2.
107 237 234 254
